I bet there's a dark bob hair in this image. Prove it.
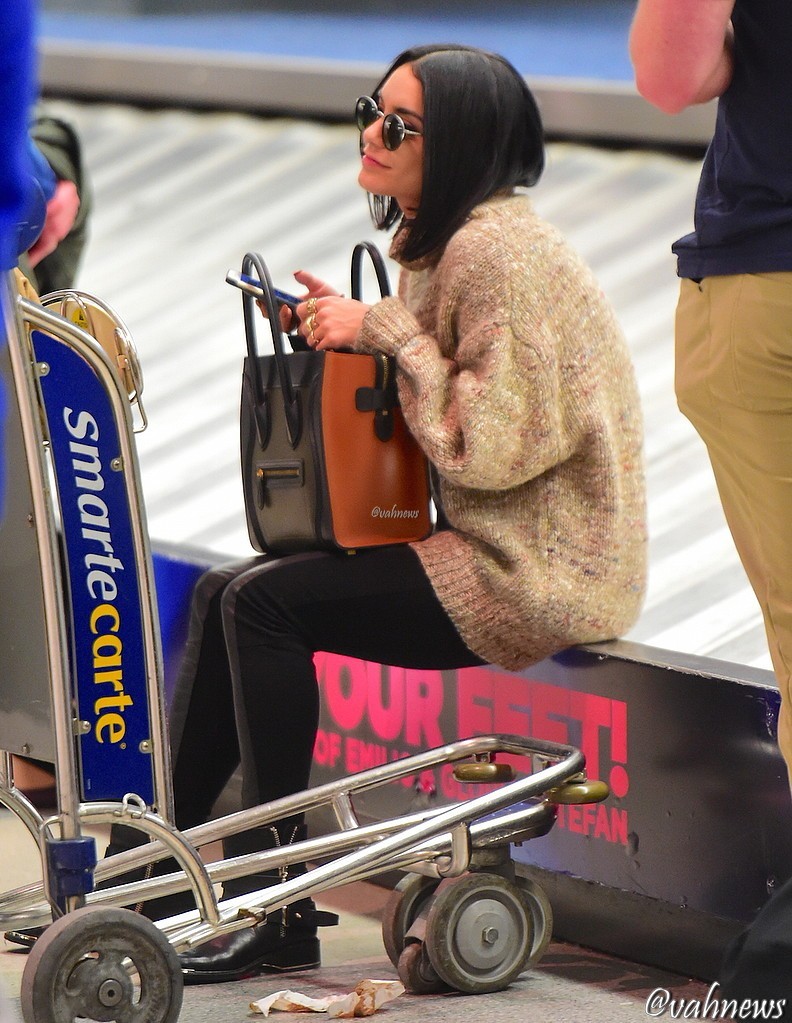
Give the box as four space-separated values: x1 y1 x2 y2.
366 44 545 263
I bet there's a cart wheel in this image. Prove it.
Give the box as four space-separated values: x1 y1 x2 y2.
396 941 449 995
381 873 441 967
424 873 534 994
452 762 515 783
517 877 554 967
20 905 184 1023
546 774 610 804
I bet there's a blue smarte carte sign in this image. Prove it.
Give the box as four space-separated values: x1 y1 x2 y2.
32 329 155 806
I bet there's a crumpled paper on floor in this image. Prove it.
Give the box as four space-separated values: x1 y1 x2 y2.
250 979 405 1018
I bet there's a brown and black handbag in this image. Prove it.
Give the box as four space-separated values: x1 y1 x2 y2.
238 244 432 555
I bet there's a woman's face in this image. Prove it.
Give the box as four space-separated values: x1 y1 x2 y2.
358 62 424 218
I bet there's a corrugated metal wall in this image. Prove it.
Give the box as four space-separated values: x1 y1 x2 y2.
43 98 770 673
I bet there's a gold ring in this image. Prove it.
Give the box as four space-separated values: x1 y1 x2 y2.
307 297 317 315
306 313 316 334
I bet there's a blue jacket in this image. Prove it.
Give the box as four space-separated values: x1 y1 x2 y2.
0 0 37 521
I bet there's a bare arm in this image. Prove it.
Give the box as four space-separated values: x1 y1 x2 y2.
630 0 736 114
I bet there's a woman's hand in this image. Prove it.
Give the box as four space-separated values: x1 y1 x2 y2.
257 270 340 333
298 295 370 350
291 271 369 350
253 269 370 347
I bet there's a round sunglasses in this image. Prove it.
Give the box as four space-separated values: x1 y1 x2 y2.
355 95 423 151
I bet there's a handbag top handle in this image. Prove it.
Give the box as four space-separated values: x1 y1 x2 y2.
241 251 302 448
350 241 392 302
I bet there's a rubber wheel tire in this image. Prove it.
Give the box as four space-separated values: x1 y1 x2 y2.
20 905 184 1023
424 872 534 994
518 877 554 967
396 942 449 995
381 873 440 968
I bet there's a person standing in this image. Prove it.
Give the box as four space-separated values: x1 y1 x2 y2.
632 0 792 1003
631 0 792 780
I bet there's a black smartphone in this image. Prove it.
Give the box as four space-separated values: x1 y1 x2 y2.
225 270 300 314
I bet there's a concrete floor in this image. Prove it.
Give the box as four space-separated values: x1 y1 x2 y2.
0 806 710 1023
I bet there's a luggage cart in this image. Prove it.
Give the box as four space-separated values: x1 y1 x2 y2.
0 274 610 1021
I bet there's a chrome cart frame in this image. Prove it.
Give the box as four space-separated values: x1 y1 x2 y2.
0 276 608 1020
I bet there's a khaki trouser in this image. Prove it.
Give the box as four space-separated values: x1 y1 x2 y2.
676 273 792 780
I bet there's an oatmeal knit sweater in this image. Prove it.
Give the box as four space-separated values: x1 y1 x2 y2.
356 193 647 670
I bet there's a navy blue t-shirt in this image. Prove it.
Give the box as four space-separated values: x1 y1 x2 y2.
674 0 792 279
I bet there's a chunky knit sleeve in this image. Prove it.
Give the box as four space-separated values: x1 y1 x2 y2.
356 212 577 491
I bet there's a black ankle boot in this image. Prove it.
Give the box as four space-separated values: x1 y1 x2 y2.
180 900 327 984
178 822 337 985
3 926 44 951
98 823 198 921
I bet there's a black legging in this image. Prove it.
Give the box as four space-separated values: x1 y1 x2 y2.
168 543 484 855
